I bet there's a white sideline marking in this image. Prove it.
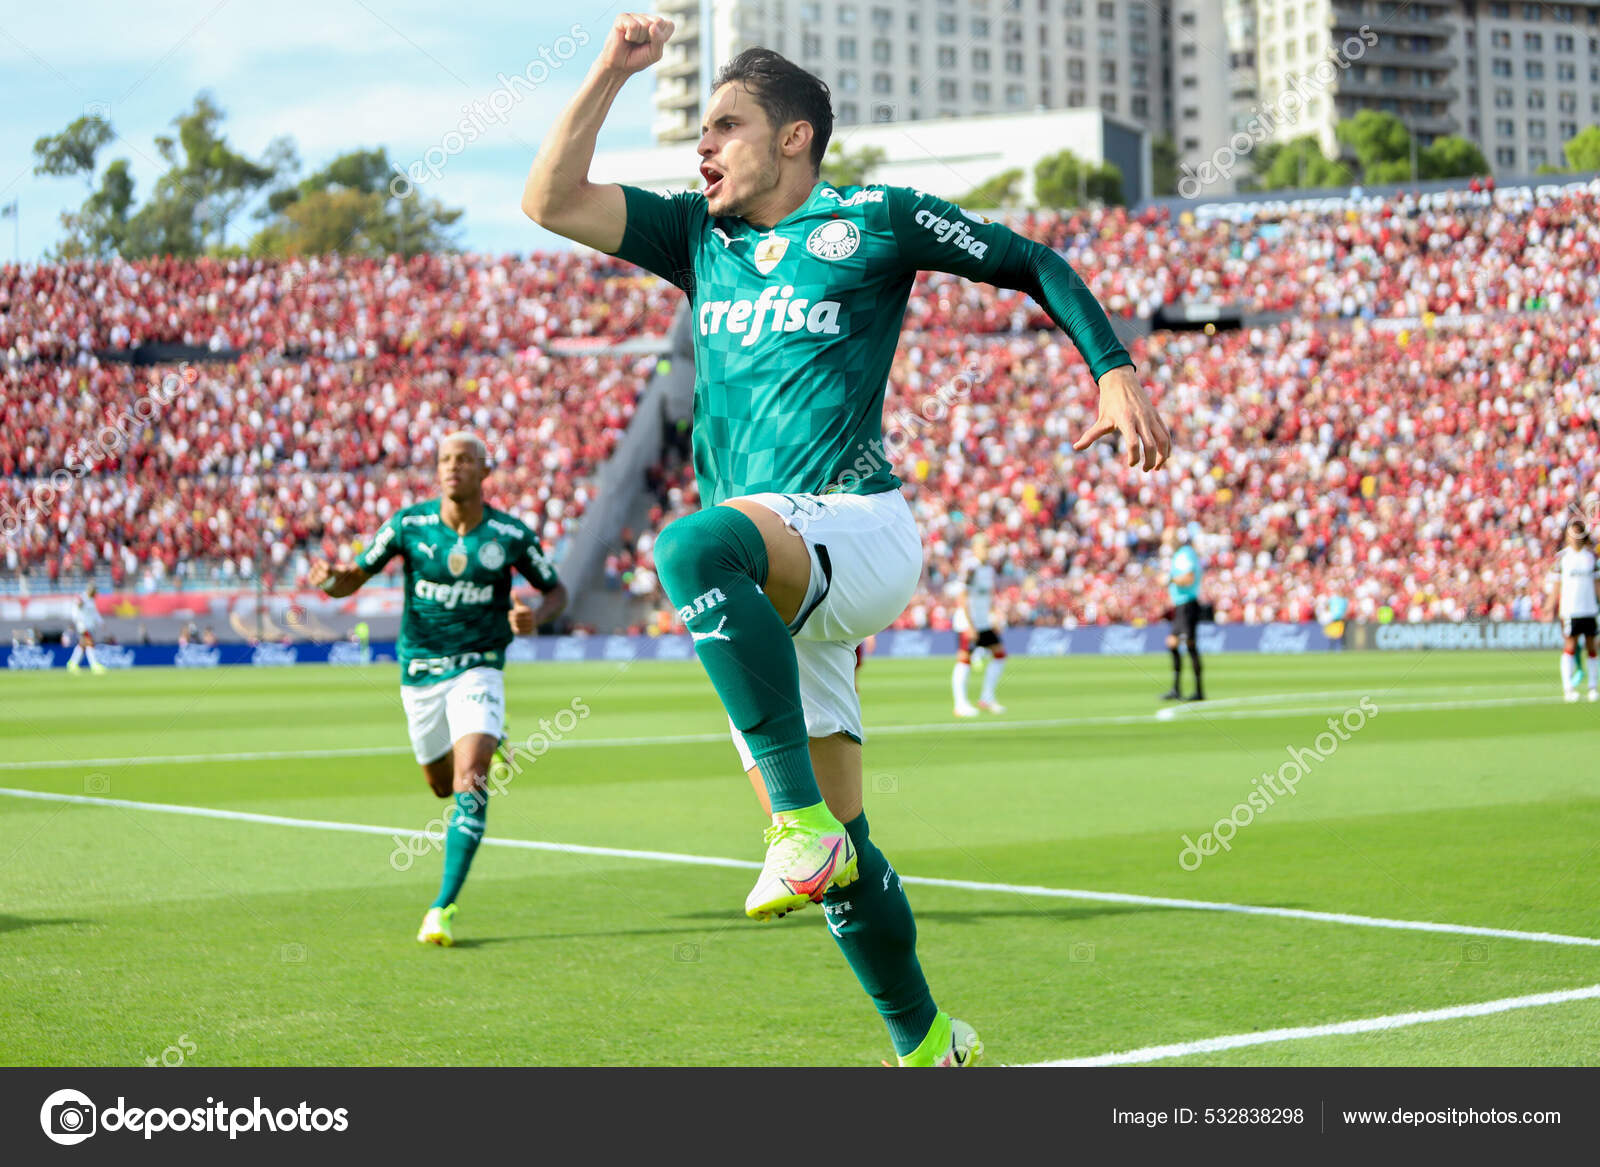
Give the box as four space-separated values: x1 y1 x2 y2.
1156 693 1562 722
1026 984 1600 1067
3 786 1598 950
0 690 1575 772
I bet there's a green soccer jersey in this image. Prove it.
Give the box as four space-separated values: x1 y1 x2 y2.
356 500 560 686
609 180 1130 505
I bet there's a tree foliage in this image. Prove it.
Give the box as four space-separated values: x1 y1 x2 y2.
1034 149 1124 207
30 93 462 259
820 143 886 188
955 168 1024 209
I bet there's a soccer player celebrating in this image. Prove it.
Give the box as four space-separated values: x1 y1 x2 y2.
952 536 1006 716
1547 518 1600 702
523 17 1168 1066
309 433 568 945
65 585 107 674
1161 526 1205 702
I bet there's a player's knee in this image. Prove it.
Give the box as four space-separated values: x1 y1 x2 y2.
655 507 765 601
1166 634 1178 650
426 772 452 798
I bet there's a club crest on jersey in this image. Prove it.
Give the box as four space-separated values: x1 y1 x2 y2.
478 541 505 570
753 234 789 275
448 547 468 576
806 219 860 261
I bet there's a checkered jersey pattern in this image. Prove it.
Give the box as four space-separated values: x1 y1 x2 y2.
357 499 560 685
612 181 1016 505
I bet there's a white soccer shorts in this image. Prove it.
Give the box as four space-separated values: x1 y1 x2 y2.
399 666 507 764
724 489 923 771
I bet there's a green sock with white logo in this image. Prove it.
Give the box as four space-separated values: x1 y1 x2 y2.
822 813 938 1056
432 788 486 909
653 505 822 812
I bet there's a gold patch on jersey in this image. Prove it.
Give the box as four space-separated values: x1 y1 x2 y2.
753 234 789 275
448 548 468 576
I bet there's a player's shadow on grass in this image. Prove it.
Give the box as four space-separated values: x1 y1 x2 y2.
0 914 86 934
446 923 713 948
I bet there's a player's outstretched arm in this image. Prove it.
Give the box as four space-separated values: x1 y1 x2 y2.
521 14 673 252
886 187 1169 471
308 560 370 599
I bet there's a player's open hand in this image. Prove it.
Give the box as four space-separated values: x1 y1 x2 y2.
509 596 536 636
1073 366 1171 472
598 14 674 76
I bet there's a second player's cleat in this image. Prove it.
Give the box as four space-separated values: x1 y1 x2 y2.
90 662 108 675
1565 691 1581 703
954 702 980 718
745 809 858 921
1589 691 1599 703
978 699 1006 713
417 903 457 946
897 1011 984 1067
67 660 80 673
1159 687 1181 701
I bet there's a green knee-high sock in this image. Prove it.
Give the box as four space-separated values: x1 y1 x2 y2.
653 506 821 812
432 789 486 909
822 814 938 1056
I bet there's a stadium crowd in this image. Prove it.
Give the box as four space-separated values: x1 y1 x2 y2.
1 351 649 588
5 179 1600 628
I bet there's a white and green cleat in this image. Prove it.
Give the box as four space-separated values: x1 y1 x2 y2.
744 807 858 921
417 903 457 947
898 1011 983 1067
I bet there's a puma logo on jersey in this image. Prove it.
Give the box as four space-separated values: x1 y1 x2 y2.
417 541 436 558
698 286 842 347
913 208 990 260
690 616 731 643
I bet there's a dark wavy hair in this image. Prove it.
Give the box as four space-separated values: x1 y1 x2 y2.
711 48 834 172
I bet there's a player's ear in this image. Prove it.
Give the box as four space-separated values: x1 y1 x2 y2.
780 119 813 164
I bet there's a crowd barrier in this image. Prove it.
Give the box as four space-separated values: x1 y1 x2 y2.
5 623 1344 670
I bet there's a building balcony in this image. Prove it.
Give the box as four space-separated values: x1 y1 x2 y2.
1338 79 1460 103
1331 6 1455 40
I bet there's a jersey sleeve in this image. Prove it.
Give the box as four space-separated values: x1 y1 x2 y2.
885 185 1008 283
606 186 703 293
512 526 562 592
356 515 404 574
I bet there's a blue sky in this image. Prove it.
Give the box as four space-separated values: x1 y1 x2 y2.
0 0 670 260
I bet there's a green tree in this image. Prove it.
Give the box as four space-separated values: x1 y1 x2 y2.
1419 135 1488 180
820 143 885 188
955 168 1023 209
1563 124 1600 171
1336 109 1411 179
1034 149 1124 207
1151 134 1179 197
250 147 462 257
33 114 115 186
1254 135 1350 190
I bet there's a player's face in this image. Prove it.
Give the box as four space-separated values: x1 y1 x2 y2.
437 441 487 502
698 84 785 218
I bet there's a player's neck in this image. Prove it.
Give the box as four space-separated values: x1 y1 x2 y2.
741 174 821 231
440 496 484 534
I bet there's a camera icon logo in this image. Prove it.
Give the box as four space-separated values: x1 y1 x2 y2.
40 1088 97 1145
673 942 700 963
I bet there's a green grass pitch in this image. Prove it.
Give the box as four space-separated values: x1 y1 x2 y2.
2 649 1597 1066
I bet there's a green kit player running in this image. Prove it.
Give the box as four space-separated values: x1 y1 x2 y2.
524 15 1170 1066
310 433 568 946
